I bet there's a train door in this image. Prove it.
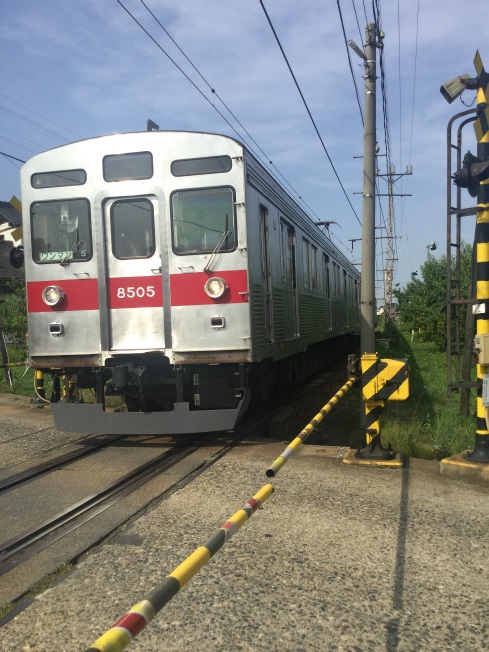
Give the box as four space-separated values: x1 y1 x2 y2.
323 253 332 331
280 218 298 339
103 196 164 350
259 205 273 341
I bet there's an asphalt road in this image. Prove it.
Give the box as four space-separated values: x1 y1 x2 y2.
1 394 489 651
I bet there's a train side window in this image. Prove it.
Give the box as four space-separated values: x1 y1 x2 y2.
171 187 236 255
31 169 86 188
111 199 155 259
310 245 318 290
103 152 153 182
171 155 232 177
332 262 339 297
303 239 310 288
323 254 331 297
280 219 296 288
31 198 92 264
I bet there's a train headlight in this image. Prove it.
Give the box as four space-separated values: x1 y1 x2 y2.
42 285 65 307
204 277 228 299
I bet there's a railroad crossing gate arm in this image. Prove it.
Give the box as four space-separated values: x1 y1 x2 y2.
361 353 409 402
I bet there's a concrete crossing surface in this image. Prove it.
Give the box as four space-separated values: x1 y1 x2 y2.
2 432 489 652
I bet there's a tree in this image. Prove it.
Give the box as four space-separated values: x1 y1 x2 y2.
0 276 27 346
394 242 473 350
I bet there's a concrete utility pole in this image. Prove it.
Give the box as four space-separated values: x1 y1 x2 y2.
360 22 377 356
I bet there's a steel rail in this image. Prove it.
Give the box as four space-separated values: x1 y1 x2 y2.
0 433 129 495
0 444 198 577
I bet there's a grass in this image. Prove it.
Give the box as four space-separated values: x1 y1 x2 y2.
378 326 476 459
0 346 39 398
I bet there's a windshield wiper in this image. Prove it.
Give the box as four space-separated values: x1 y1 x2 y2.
204 230 229 272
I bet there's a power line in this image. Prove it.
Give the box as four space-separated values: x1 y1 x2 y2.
0 151 26 169
0 104 69 144
407 0 420 165
259 0 361 226
118 0 322 221
397 0 402 165
0 93 82 140
337 0 364 125
351 0 365 44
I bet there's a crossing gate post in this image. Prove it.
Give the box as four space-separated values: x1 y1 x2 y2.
441 51 489 479
468 52 489 463
343 353 409 467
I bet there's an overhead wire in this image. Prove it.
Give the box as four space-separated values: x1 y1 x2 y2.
118 0 325 226
397 0 402 166
337 0 364 125
407 0 420 165
119 1 357 256
402 0 420 288
0 104 70 145
259 0 361 226
139 0 300 198
0 93 82 140
0 126 49 152
0 151 26 168
351 0 365 44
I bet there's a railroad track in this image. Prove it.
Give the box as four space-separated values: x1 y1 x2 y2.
0 433 129 495
0 434 239 580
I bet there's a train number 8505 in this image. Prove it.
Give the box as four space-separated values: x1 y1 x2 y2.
116 285 156 299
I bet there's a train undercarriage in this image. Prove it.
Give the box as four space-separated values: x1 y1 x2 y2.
41 335 353 436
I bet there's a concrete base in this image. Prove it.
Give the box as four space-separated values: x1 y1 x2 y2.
342 448 404 468
440 451 489 486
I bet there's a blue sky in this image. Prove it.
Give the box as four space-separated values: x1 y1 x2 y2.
1 0 488 291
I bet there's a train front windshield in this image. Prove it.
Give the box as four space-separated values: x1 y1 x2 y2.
171 187 236 255
31 199 92 264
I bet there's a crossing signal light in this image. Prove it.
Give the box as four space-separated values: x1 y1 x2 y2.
454 151 489 197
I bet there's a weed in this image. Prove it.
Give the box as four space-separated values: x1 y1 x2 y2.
380 326 476 459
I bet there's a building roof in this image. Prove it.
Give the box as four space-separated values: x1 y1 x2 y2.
0 201 22 228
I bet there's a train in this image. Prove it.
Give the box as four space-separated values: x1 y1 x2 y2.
19 129 360 434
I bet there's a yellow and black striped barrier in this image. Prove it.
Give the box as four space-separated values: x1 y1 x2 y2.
85 483 273 652
360 354 409 403
343 353 408 467
265 375 358 477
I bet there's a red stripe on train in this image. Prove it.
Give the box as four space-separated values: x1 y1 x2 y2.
26 270 247 312
170 270 248 305
27 279 99 312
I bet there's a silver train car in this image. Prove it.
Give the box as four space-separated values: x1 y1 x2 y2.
21 130 360 434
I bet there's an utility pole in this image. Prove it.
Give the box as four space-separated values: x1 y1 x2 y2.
376 165 412 321
360 22 377 355
344 24 409 467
